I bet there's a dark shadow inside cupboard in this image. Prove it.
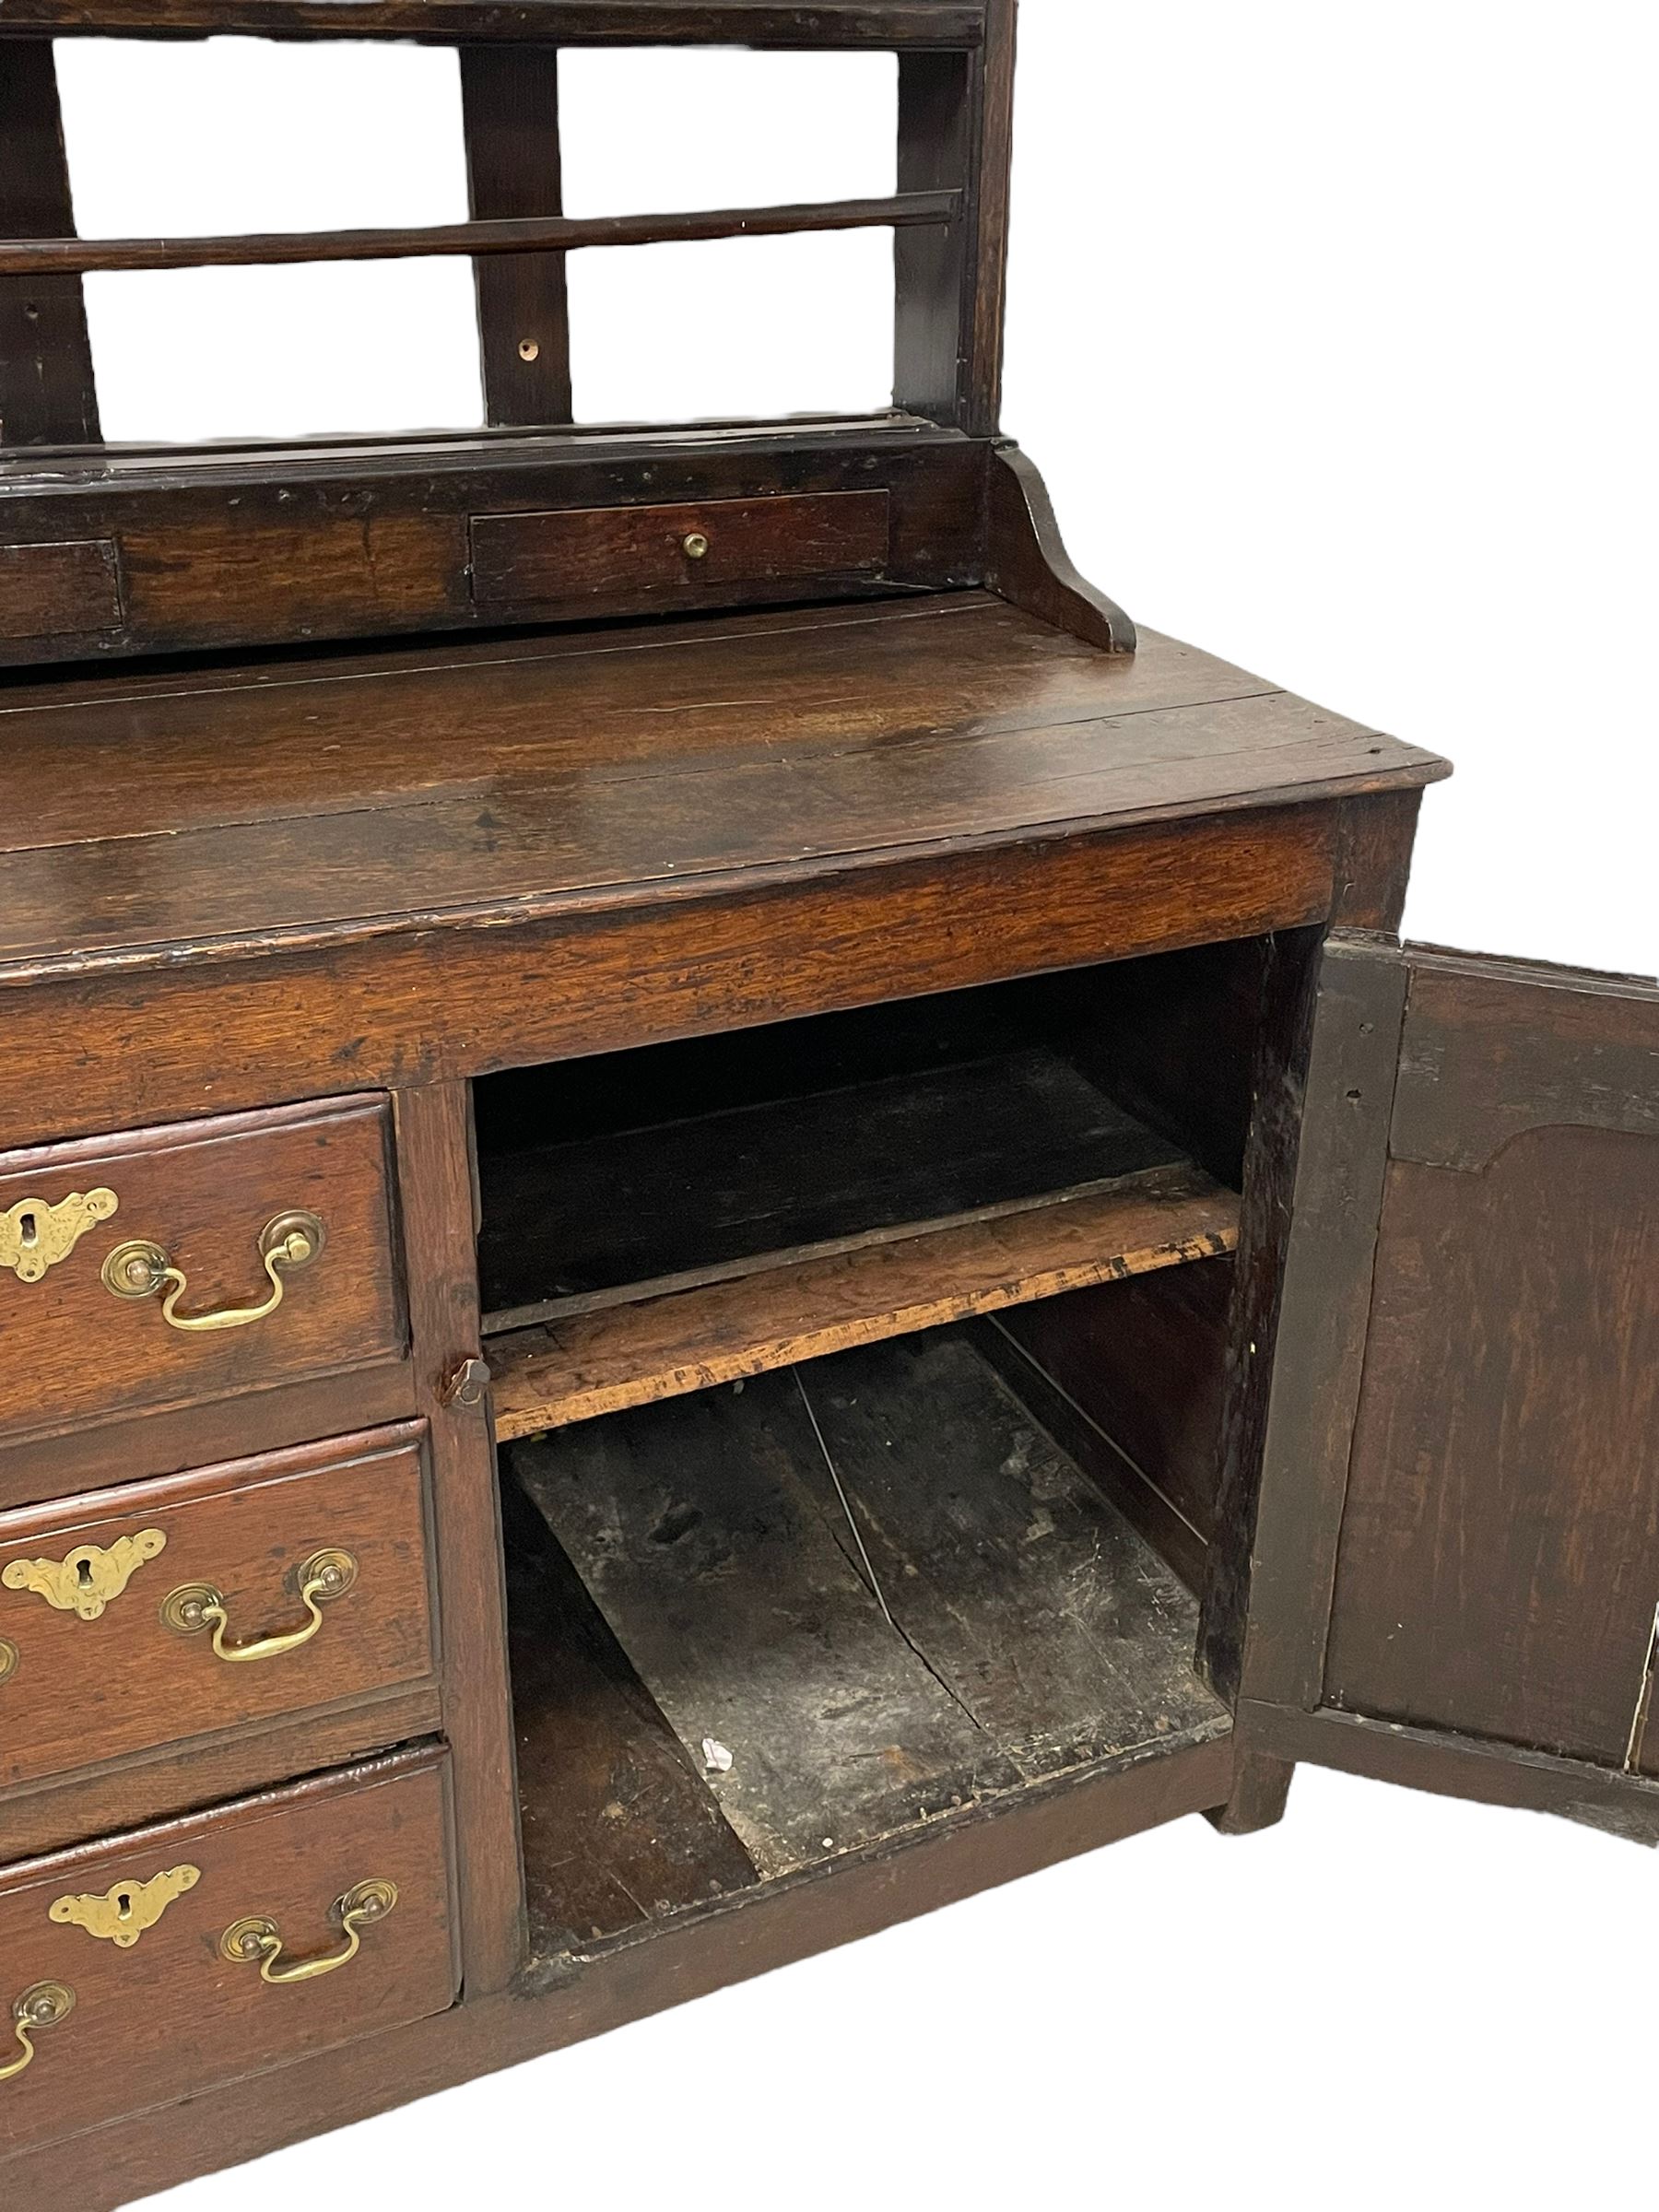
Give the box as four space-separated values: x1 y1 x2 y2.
473 935 1278 1970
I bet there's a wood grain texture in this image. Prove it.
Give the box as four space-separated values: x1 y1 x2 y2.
0 542 121 640
986 443 1135 651
0 428 982 663
0 44 100 448
0 600 1443 976
0 1097 406 1445
0 1425 435 1798
515 1333 1230 1876
460 44 572 426
0 1732 1233 2210
0 194 959 278
0 2 987 44
393 1085 525 1998
0 1747 455 2159
471 489 891 606
478 1041 1185 1321
490 1167 1240 1435
0 805 1344 1150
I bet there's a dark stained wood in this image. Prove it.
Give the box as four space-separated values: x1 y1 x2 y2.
0 1426 435 1797
0 194 961 278
490 1167 1240 1436
986 1253 1235 1576
470 489 891 606
0 1 987 43
0 542 121 641
1241 1700 1659 1843
478 1043 1187 1321
0 1097 406 1447
0 806 1346 1149
0 1748 456 2159
0 603 1445 977
515 1333 1230 1875
895 51 973 428
0 1728 1235 2209
1203 1751 1295 1836
1331 788 1421 929
460 44 572 427
1218 936 1410 1712
0 44 100 449
502 1480 759 1955
0 427 983 664
392 1084 525 1998
986 444 1136 651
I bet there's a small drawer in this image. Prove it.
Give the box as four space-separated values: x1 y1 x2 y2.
470 488 891 607
0 1425 435 1796
0 1095 404 1445
0 1747 455 2155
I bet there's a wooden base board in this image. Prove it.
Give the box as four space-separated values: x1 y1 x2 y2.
9 1725 1234 2211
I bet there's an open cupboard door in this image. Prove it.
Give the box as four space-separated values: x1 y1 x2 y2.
1224 934 1659 1835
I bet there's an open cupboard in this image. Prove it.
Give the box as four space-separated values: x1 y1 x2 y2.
0 3 1655 2201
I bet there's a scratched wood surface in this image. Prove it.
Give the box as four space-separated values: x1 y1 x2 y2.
0 597 1446 975
513 1330 1230 1877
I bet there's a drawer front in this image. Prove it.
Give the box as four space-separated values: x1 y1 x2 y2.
470 488 892 606
0 1427 435 1794
0 1747 455 2154
0 1095 404 1444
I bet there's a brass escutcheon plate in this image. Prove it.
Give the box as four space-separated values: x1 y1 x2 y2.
2 1530 167 1621
50 1865 200 1949
1 1190 118 1284
0 1638 17 1686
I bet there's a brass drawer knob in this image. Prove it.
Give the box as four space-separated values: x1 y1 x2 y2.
160 1547 358 1665
681 531 711 561
221 1878 397 1987
1 1983 75 2085
102 1208 324 1335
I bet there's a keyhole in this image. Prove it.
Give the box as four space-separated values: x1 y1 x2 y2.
116 1892 133 1922
76 1559 94 1588
18 1207 39 1249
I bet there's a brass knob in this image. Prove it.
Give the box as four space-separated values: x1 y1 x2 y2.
441 1357 491 1409
681 532 711 561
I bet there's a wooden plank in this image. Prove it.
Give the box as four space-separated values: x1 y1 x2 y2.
490 1164 1241 1436
1212 934 1408 1712
470 489 891 605
0 193 961 277
0 2 988 45
0 540 121 640
512 1333 1229 1877
460 44 571 428
0 43 100 448
503 1481 759 1953
0 806 1344 1149
478 1045 1186 1323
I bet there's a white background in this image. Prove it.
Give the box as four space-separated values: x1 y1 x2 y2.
46 5 1657 2207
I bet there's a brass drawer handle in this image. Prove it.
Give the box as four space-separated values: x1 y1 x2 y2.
159 1548 358 1665
220 1878 397 1987
101 1208 324 1334
2 1983 75 2085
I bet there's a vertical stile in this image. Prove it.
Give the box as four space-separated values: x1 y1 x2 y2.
893 0 1015 436
0 41 101 448
460 44 573 427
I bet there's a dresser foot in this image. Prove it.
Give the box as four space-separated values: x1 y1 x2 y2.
1206 1753 1295 1836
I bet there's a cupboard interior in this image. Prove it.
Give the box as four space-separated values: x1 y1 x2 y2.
474 938 1272 1970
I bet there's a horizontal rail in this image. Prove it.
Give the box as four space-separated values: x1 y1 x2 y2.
0 1 985 45
0 193 959 278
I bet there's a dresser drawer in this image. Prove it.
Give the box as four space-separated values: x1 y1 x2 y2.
470 488 891 607
0 1747 455 2155
0 1426 435 1796
0 1095 404 1446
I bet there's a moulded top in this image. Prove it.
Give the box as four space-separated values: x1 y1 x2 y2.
0 0 987 44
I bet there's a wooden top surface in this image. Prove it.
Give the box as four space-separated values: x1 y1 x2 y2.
0 1 983 42
0 593 1448 982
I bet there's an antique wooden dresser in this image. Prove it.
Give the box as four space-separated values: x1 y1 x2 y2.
1 5 1654 2202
